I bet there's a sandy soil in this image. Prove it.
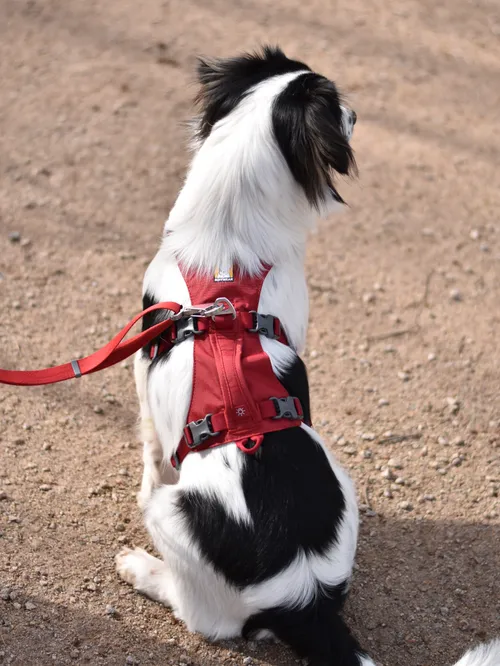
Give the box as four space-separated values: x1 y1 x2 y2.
1 0 499 664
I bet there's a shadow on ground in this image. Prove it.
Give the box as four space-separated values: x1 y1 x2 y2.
1 518 498 666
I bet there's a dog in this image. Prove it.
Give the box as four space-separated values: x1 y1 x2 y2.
116 46 500 666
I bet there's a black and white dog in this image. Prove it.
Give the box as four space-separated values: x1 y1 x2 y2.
116 47 500 666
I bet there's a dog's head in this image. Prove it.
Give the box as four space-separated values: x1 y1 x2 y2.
194 45 357 211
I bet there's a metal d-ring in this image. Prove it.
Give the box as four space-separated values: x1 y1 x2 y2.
211 297 236 320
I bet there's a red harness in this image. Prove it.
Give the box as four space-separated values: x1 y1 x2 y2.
0 264 304 469
151 264 303 468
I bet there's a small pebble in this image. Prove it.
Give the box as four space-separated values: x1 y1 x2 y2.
383 489 393 499
388 458 403 469
105 604 117 616
42 442 52 451
469 229 480 240
363 292 376 304
8 231 21 243
423 494 436 501
39 484 52 492
343 447 356 456
427 352 437 362
93 406 104 415
378 398 389 407
0 588 11 601
399 501 413 511
361 432 376 441
125 657 139 665
25 601 36 611
0 492 8 501
394 477 406 486
449 288 462 302
397 371 410 382
381 468 395 481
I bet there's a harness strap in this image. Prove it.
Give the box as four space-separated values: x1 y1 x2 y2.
150 311 288 360
0 302 182 386
172 396 303 468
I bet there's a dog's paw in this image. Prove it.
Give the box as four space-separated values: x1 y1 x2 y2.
136 489 150 512
115 547 162 589
115 547 139 586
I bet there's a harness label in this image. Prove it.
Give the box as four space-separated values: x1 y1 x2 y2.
214 264 234 282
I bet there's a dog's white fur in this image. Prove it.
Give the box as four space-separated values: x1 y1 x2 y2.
118 68 359 641
116 67 500 666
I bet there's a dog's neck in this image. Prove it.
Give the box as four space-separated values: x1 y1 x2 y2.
161 98 319 274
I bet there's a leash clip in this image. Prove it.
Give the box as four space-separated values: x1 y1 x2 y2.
173 298 236 321
210 297 236 320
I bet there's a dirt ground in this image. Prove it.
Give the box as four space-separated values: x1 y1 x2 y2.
1 0 499 665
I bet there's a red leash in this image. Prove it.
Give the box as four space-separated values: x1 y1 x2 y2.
0 301 182 386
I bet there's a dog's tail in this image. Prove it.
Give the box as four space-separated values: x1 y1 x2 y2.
242 601 500 666
242 598 371 666
452 640 500 666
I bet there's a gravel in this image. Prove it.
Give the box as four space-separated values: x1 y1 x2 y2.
1 5 499 666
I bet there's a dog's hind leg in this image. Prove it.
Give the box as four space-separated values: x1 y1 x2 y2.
115 547 175 607
134 351 178 510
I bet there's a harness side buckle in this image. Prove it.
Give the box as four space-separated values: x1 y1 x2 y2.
184 414 221 448
270 396 303 420
172 317 203 345
248 312 280 340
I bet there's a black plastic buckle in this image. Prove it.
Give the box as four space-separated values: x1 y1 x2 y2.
271 396 302 420
172 317 203 345
184 414 220 448
249 312 280 340
171 451 181 469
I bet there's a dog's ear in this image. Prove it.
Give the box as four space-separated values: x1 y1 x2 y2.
272 73 356 208
194 47 310 142
195 56 237 141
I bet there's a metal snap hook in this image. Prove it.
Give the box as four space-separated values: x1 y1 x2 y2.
211 297 236 320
